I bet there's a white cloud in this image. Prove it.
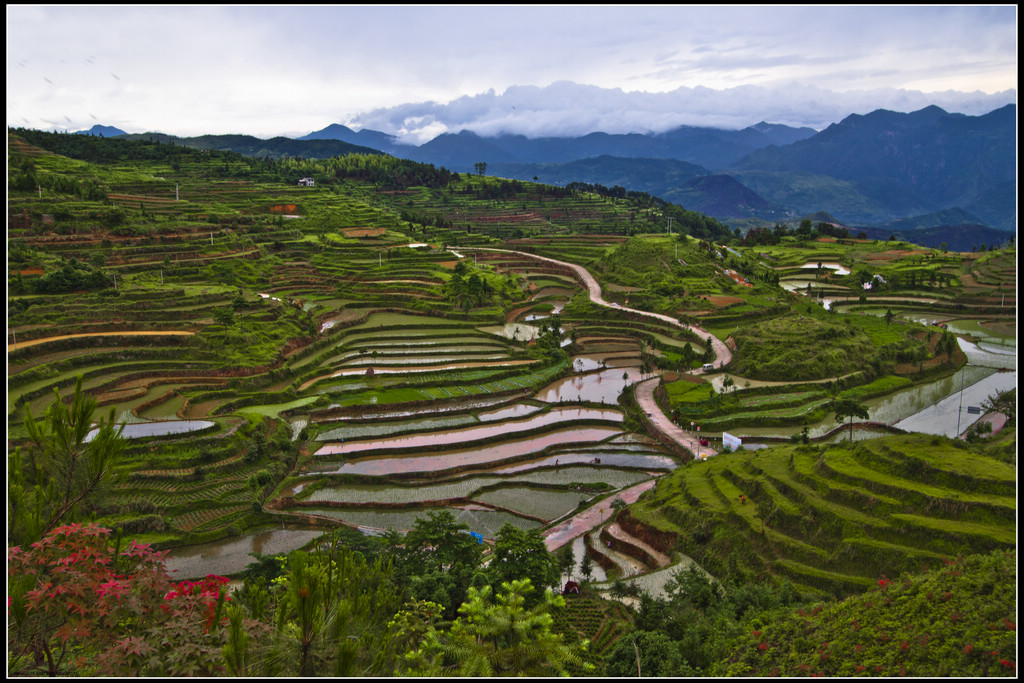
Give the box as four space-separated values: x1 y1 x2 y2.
6 5 1017 138
348 82 1016 142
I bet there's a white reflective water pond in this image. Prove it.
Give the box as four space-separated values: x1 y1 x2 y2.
85 420 215 442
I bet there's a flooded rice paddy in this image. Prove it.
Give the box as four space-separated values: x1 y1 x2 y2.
317 406 622 455
86 419 215 442
315 425 625 476
893 370 1016 438
479 323 541 341
299 467 652 505
299 507 539 537
162 527 325 579
535 367 645 404
319 395 524 421
798 262 851 276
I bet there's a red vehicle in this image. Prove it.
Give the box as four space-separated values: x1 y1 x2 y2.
699 438 710 447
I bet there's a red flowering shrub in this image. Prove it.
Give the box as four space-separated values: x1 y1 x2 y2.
7 523 232 676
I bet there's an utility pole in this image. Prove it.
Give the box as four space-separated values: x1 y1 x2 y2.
955 367 965 436
176 183 179 201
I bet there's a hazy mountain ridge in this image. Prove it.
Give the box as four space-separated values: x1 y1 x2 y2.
116 132 381 160
78 103 1015 237
663 175 787 221
74 124 128 137
854 223 1014 252
301 104 1014 233
302 120 818 170
730 104 1016 229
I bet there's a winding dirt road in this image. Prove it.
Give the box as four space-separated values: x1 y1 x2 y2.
470 248 729 458
473 247 732 370
8 330 195 353
634 376 716 458
543 479 658 551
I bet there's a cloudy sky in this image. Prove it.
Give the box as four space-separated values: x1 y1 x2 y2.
7 5 1017 142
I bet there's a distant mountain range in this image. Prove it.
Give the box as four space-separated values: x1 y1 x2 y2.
853 208 1015 252
299 105 1016 234
729 104 1016 230
300 120 818 170
74 104 1017 243
105 130 380 160
75 124 128 137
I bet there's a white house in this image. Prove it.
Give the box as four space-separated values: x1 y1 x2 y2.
297 177 315 187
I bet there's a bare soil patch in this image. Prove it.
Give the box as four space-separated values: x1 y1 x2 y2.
341 227 386 238
672 373 706 384
8 330 195 352
705 295 744 307
981 320 1017 336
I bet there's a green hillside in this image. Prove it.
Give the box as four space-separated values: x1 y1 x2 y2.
6 129 1016 678
719 549 1016 676
630 433 1016 598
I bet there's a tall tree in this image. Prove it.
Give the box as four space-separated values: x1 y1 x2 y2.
556 545 575 583
405 579 593 676
396 510 484 617
981 388 1015 423
213 306 235 340
10 377 125 545
579 552 594 582
831 397 870 441
489 524 560 604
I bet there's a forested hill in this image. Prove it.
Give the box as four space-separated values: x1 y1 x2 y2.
10 128 736 242
119 132 383 160
730 104 1016 230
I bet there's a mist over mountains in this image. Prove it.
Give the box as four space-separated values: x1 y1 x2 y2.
334 81 1016 144
76 97 1016 246
298 103 1016 236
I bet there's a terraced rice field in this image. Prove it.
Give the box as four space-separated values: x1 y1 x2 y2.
631 433 1015 597
11 134 1010 591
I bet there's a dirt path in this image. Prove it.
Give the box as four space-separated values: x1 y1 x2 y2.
588 529 647 577
634 376 715 459
8 330 195 352
543 479 658 551
606 521 671 568
469 248 732 370
467 247 731 459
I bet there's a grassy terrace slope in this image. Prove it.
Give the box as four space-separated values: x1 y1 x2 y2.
6 131 1014 559
720 549 1016 677
8 131 693 548
629 433 1015 597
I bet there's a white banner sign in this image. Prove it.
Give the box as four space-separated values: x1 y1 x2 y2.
722 432 742 450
